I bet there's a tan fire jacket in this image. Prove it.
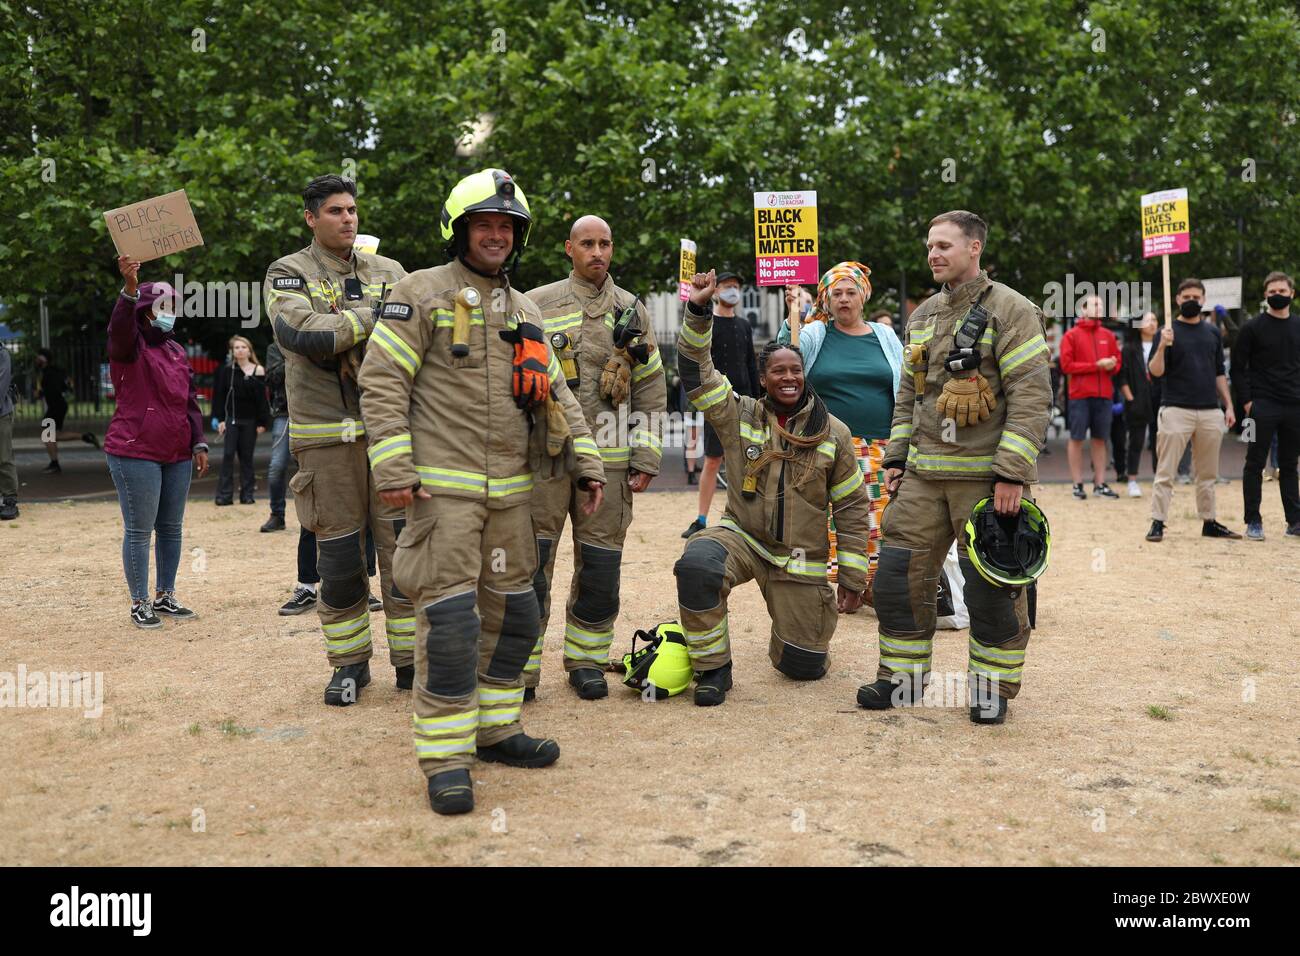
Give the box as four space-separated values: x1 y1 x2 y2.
884 270 1052 484
526 272 666 475
678 301 874 593
264 239 406 453
357 258 604 508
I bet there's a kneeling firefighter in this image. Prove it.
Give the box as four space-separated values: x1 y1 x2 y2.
525 215 667 701
672 270 875 706
859 210 1052 724
358 168 605 815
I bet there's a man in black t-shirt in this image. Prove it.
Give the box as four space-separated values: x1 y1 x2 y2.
1146 278 1241 542
1233 271 1300 540
682 270 759 538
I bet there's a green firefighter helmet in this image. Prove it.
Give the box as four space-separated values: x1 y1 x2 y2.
621 623 693 699
964 496 1051 588
439 168 533 258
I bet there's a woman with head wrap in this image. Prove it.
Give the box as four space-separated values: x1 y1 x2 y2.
671 269 876 706
105 255 209 629
778 261 903 599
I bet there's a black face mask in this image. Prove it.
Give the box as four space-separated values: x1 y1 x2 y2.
1267 294 1293 311
1179 299 1203 318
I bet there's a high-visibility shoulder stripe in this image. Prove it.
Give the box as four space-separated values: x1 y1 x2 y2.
545 311 583 333
632 349 663 382
999 334 1050 376
817 439 837 460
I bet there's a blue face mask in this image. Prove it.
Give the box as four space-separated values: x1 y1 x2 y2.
150 313 176 334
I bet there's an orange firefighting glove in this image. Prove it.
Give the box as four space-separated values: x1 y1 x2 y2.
499 322 551 409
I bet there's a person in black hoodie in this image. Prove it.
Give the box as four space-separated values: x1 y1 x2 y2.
1233 271 1300 540
213 335 270 505
1116 312 1158 496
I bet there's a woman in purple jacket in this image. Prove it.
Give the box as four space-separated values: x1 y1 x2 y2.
107 256 210 628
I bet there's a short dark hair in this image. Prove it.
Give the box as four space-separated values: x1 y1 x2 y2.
1264 271 1295 292
930 210 988 246
1177 277 1205 295
870 309 893 322
303 175 357 216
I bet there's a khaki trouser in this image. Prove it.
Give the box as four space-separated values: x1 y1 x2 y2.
526 472 634 686
395 496 542 777
674 525 839 680
0 412 16 499
873 477 1031 700
290 441 413 668
1151 406 1223 523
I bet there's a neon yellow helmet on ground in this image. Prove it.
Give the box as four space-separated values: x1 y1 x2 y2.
964 496 1051 588
440 168 532 253
621 623 693 699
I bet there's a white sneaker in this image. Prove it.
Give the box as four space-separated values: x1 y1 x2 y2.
1127 479 1142 498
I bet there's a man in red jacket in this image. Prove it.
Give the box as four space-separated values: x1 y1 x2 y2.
1060 294 1122 499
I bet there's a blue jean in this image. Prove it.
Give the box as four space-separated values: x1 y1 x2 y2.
106 454 192 602
267 415 290 517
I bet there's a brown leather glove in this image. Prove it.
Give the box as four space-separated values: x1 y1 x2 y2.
599 351 632 405
936 373 995 427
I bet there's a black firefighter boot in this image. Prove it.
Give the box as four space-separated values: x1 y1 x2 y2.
323 661 371 706
395 665 414 690
857 673 927 710
969 675 1009 725
427 769 474 815
693 661 733 706
568 667 608 700
477 732 560 768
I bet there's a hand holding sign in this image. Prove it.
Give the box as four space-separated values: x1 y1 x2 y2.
117 255 141 296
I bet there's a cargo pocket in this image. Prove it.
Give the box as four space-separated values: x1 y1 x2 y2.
392 514 437 601
289 471 316 531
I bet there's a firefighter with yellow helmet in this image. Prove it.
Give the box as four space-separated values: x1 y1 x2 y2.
358 168 605 815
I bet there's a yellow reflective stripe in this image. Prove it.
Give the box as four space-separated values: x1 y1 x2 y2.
414 710 479 732
431 308 485 327
564 622 613 661
997 430 1039 464
969 661 1022 682
890 423 914 441
882 658 932 673
415 466 487 492
909 326 934 343
979 328 996 347
343 308 365 340
367 432 412 467
631 429 661 450
371 323 420 376
999 335 1049 376
487 473 534 498
718 517 787 567
969 638 1025 664
632 349 663 382
599 446 631 463
787 559 828 578
573 435 599 457
548 352 563 385
906 447 995 472
478 686 526 704
830 468 864 501
322 612 368 636
817 439 837 460
545 311 583 333
739 422 769 444
289 419 365 438
269 288 311 305
836 550 870 573
693 376 732 410
880 635 933 656
685 620 729 658
680 322 711 348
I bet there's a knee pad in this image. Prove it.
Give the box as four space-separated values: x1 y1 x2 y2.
422 590 479 698
674 537 727 612
772 638 828 681
485 589 539 681
572 542 621 625
959 555 1021 645
532 537 554 613
873 546 920 633
317 529 367 609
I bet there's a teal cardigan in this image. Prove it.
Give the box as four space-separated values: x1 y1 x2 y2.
777 319 904 395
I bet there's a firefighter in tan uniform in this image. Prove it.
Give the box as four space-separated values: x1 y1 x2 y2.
524 216 667 701
673 270 875 706
359 169 605 815
858 210 1052 724
265 174 415 706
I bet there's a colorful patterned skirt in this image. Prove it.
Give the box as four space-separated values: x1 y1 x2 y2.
828 436 890 586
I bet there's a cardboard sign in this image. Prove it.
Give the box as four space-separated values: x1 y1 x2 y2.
1201 276 1243 312
103 189 204 262
1141 187 1190 259
754 191 818 286
678 238 697 301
